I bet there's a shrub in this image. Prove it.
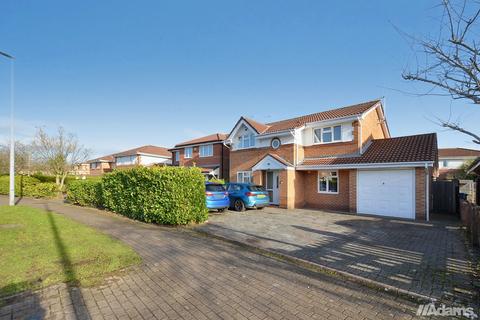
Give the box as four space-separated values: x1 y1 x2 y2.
24 182 58 198
102 166 208 225
66 180 103 207
0 175 58 198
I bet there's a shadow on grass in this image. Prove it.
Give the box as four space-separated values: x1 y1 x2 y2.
45 204 91 320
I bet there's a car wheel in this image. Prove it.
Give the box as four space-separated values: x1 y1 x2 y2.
218 208 225 213
257 207 264 210
234 199 245 212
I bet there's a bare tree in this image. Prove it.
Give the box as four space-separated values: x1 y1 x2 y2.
32 127 90 190
0 141 34 174
402 0 480 145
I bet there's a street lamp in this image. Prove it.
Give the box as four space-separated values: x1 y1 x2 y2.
0 50 15 206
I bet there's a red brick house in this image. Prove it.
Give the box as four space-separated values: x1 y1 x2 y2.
227 100 438 220
87 155 115 175
170 133 230 179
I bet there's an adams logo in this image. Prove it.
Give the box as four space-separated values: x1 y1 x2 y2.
416 303 477 318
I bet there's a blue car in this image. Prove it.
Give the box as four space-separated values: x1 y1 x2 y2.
226 183 270 211
205 183 230 212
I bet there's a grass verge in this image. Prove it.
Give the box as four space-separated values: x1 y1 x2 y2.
0 205 141 297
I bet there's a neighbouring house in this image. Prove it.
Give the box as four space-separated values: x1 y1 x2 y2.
87 155 115 175
438 148 480 179
72 162 90 176
170 133 230 179
227 99 438 220
113 145 171 169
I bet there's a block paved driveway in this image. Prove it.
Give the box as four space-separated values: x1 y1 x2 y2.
197 207 479 307
0 197 421 320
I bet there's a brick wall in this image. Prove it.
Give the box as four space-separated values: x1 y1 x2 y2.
348 169 357 213
170 142 230 179
360 106 388 146
302 169 351 211
229 144 294 181
415 167 426 220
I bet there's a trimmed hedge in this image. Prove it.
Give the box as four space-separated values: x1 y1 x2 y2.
0 175 58 198
102 166 208 225
66 180 103 207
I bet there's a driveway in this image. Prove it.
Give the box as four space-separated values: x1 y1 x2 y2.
0 197 421 320
196 207 479 307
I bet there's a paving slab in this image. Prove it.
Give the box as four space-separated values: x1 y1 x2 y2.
0 197 426 319
196 207 480 308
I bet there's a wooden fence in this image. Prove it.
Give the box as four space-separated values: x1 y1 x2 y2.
460 200 480 247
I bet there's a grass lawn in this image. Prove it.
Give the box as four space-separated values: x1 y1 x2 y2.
0 205 141 297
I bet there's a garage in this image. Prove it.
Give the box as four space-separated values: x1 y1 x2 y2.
357 169 415 219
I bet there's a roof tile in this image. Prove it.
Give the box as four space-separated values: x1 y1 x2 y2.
300 133 437 166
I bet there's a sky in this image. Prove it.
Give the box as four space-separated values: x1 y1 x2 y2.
0 0 479 158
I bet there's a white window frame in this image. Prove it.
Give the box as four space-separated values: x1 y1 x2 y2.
184 147 193 159
313 125 342 144
237 171 252 183
238 133 256 149
199 144 213 157
175 151 180 162
317 170 339 194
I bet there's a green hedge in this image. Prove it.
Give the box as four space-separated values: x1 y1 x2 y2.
102 167 208 225
66 180 103 207
0 175 58 198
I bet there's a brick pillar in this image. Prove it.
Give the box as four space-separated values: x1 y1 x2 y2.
415 167 426 220
253 170 263 185
279 170 288 208
348 169 357 213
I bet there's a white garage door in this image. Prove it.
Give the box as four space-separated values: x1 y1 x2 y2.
357 169 415 219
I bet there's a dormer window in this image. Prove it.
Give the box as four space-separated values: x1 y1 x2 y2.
314 125 342 144
239 134 256 148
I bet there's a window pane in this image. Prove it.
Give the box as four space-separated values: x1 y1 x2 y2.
237 172 243 182
314 129 322 143
319 177 327 192
322 129 332 142
333 126 342 141
206 184 226 192
250 134 255 146
329 177 338 192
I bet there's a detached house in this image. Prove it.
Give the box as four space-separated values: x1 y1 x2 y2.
170 133 230 179
113 145 171 169
227 100 438 220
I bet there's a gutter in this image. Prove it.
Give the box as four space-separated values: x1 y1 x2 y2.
425 163 430 222
297 161 435 170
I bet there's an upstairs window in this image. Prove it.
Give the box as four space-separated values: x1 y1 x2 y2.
314 125 342 144
200 144 213 157
184 147 193 159
239 134 256 148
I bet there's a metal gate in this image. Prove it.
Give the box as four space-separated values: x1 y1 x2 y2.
432 180 459 214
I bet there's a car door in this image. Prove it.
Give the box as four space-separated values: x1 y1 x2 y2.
227 184 241 206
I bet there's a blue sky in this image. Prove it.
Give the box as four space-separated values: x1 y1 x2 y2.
0 0 479 157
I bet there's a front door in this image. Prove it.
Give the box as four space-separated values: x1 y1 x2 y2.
265 171 280 205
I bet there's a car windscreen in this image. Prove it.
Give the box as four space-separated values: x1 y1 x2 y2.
206 184 226 192
248 185 265 192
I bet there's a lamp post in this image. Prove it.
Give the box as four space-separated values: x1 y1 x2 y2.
0 50 15 206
